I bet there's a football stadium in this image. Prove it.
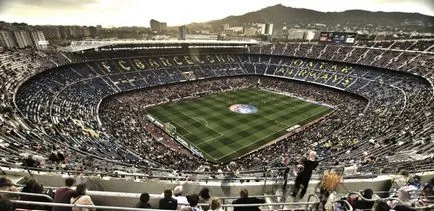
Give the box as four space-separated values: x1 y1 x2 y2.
0 1 434 211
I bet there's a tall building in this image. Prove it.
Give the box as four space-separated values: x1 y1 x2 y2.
243 27 257 36
0 30 16 48
30 31 48 49
178 26 188 40
150 19 167 33
13 30 32 48
264 23 273 35
259 24 266 34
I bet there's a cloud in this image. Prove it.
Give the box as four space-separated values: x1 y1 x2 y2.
0 0 432 26
0 1 8 12
2 0 97 9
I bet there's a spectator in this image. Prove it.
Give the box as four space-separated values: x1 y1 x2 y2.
136 192 152 208
407 175 423 190
0 177 18 200
418 184 434 205
397 189 412 206
316 169 344 210
181 194 201 211
232 188 265 211
70 183 95 211
199 188 211 211
19 179 52 211
373 200 390 211
159 189 177 210
209 198 222 211
173 185 188 209
291 151 319 201
53 177 76 211
352 188 375 210
22 154 39 168
393 205 417 211
0 198 13 211
388 189 413 209
390 170 411 193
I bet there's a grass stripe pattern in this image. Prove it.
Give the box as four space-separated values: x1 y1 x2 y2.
147 88 332 163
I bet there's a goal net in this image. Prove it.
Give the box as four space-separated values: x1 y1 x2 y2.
164 122 177 135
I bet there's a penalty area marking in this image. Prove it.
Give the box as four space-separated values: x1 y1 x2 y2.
192 116 208 126
152 110 222 161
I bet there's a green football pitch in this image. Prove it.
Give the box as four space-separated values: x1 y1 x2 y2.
146 88 332 163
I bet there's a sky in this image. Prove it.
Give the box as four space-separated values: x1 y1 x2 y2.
0 0 433 27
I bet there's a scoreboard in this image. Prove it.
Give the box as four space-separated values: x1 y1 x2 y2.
319 32 357 44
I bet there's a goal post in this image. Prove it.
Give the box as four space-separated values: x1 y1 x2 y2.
164 122 176 135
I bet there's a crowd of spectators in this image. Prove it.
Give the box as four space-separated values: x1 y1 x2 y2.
0 175 433 210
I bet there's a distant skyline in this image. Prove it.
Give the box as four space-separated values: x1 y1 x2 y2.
0 0 433 27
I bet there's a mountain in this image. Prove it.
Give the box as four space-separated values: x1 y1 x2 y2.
203 4 433 33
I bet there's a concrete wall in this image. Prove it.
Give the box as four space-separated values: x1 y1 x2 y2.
3 168 433 210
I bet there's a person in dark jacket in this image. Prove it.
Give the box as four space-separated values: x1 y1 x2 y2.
159 189 177 210
52 177 75 211
19 179 52 211
291 151 319 200
352 188 375 210
136 192 152 208
199 188 211 211
373 200 390 211
232 188 265 211
0 198 13 211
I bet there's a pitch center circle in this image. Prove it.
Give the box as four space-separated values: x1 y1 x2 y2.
229 104 258 114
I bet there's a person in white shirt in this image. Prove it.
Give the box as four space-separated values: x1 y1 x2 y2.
173 185 189 209
70 183 95 211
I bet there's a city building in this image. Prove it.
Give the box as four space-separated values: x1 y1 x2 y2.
185 34 218 40
150 19 167 33
178 26 188 40
243 27 257 36
264 23 274 35
223 27 243 36
287 29 306 40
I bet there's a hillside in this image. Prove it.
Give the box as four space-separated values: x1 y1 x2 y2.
202 4 433 32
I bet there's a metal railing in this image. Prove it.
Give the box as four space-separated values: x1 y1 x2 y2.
11 200 158 211
215 194 284 200
334 199 353 211
0 163 387 183
10 198 322 211
347 192 434 210
0 190 53 201
306 194 321 210
5 160 433 183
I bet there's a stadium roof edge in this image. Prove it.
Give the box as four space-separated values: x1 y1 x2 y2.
60 39 259 52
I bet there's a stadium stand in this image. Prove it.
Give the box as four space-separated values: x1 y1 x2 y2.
0 39 433 210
